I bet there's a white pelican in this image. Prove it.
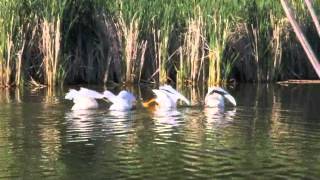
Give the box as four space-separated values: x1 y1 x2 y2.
142 85 190 110
65 87 105 110
65 87 136 111
205 87 237 108
103 90 136 111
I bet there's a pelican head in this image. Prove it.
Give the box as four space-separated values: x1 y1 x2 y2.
103 90 136 111
205 87 236 108
143 85 190 110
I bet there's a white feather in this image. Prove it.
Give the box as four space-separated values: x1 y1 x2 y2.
152 89 176 109
65 88 104 110
65 88 105 110
104 90 136 111
78 87 105 99
71 97 99 110
205 87 236 107
159 85 190 105
66 88 136 111
224 94 237 106
103 90 117 103
152 85 190 110
65 89 79 100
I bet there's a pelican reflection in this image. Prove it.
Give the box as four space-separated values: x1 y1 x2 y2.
65 110 99 142
203 107 237 128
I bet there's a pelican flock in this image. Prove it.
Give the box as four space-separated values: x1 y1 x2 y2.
65 85 236 111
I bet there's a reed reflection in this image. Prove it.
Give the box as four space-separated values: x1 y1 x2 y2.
0 88 22 103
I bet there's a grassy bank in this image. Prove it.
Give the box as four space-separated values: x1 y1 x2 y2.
0 0 319 88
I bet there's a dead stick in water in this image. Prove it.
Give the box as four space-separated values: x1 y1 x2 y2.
280 0 320 78
278 79 320 84
304 0 320 38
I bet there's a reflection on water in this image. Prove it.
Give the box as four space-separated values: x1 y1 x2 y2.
204 107 236 129
0 84 319 179
151 109 182 125
65 110 99 143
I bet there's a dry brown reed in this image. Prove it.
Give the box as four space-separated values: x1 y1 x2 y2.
0 34 13 87
178 8 205 86
14 26 27 87
119 14 148 83
0 25 25 87
269 15 288 81
41 18 61 87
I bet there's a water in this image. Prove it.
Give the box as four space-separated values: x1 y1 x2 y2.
0 84 319 179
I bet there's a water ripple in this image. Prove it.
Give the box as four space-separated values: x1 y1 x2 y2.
1 85 320 179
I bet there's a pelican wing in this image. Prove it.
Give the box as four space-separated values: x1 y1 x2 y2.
65 87 104 100
65 89 79 100
108 90 136 111
79 87 104 99
103 90 117 103
207 87 229 95
159 85 190 105
152 89 169 100
224 94 237 106
152 89 175 109
207 87 237 106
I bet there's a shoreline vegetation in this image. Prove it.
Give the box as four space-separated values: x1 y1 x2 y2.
0 0 319 88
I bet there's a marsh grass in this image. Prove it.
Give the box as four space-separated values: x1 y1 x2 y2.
153 27 170 84
0 1 14 87
269 14 288 81
178 7 206 86
0 0 318 88
0 0 27 87
119 12 147 83
122 14 139 83
15 31 26 86
40 0 70 87
207 14 231 86
0 33 13 87
41 18 61 87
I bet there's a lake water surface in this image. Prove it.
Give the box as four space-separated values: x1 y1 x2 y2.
0 84 319 179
